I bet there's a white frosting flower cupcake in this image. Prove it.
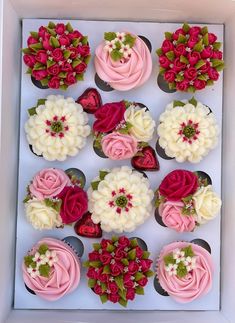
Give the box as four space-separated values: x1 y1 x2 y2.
88 166 154 233
157 98 219 163
25 95 91 161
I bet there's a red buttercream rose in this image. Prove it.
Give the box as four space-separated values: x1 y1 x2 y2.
38 26 47 39
59 35 71 47
201 46 213 59
135 246 143 258
159 55 171 68
101 239 112 249
212 50 223 59
65 72 76 85
88 251 100 261
94 284 103 295
52 48 64 62
69 47 79 59
189 26 201 36
48 63 60 75
184 67 197 80
99 251 112 265
32 69 48 80
128 260 139 275
176 79 189 91
93 101 126 133
174 44 186 57
108 282 118 294
74 62 87 74
108 293 120 303
188 52 201 66
161 39 174 53
110 262 124 276
138 277 148 287
98 272 109 283
194 79 206 90
68 30 83 40
23 54 36 68
164 70 176 83
61 62 73 72
42 35 53 51
159 169 199 201
27 36 38 46
126 288 135 300
87 267 98 279
78 45 90 57
35 50 47 64
123 274 134 289
140 259 152 272
187 35 199 48
172 28 185 41
208 33 217 44
173 57 186 72
48 76 60 89
208 67 219 80
199 61 210 73
57 186 88 224
118 236 130 248
55 23 66 35
115 248 127 261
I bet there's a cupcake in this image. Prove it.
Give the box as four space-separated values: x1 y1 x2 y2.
156 241 213 303
95 31 152 91
22 237 81 301
157 98 219 163
93 100 155 160
155 169 221 232
83 236 154 307
156 22 224 92
22 21 91 90
25 95 91 161
88 166 154 233
24 168 88 230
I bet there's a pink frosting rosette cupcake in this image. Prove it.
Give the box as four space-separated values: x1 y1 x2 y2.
22 237 81 301
155 169 221 232
95 31 152 91
156 241 214 303
93 100 155 162
24 167 88 230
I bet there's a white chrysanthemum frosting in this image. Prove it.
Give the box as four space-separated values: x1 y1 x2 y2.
25 95 91 161
157 101 219 163
88 166 154 233
25 198 62 230
124 104 155 142
193 185 221 224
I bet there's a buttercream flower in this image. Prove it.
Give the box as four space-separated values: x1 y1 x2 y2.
25 95 90 161
159 201 196 232
29 168 70 200
88 166 154 233
57 186 88 224
157 242 214 303
193 185 221 224
124 104 155 141
157 99 219 163
25 198 62 230
93 101 126 133
101 132 138 160
22 238 81 301
159 169 199 201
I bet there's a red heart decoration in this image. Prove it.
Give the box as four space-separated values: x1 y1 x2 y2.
76 88 102 114
131 146 160 171
74 211 102 238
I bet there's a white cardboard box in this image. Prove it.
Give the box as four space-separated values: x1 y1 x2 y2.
1 0 235 322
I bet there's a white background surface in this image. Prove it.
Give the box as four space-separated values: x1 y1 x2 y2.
14 19 223 310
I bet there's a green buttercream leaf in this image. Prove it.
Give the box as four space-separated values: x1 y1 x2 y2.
30 31 39 39
180 55 188 64
198 74 208 81
44 198 62 213
165 50 175 61
213 42 222 50
175 74 184 82
28 107 37 116
88 278 96 288
188 85 195 93
193 40 203 52
37 99 46 106
203 33 209 46
50 36 60 48
111 236 119 243
130 238 138 248
59 84 69 91
104 32 116 41
29 42 43 52
127 248 136 260
103 265 111 274
33 62 45 70
93 243 101 251
40 78 49 86
110 49 122 62
173 100 185 108
100 294 108 304
207 79 214 86
76 73 84 81
123 33 136 47
38 244 49 255
83 260 90 268
145 270 154 277
182 22 190 33
72 38 80 47
118 298 127 307
89 261 102 268
121 258 129 266
164 32 172 40
46 27 56 36
106 243 115 253
201 26 208 35
164 253 175 266
211 59 224 67
63 50 71 59
81 36 88 45
118 289 127 301
66 22 73 33
47 59 55 68
91 180 100 191
182 245 195 257
176 262 188 278
142 251 150 260
156 48 163 56
84 55 91 65
100 282 107 293
168 82 176 90
22 48 32 54
99 170 109 180
177 34 187 44
159 66 166 75
195 59 206 69
24 255 34 267
114 275 124 291
134 272 144 281
215 63 225 72
72 58 81 68
188 97 197 107
26 67 32 74
58 71 68 78
23 195 31 203
135 286 144 295
48 21 56 29
39 264 50 277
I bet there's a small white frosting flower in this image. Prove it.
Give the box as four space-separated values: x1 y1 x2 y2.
157 101 219 163
104 40 117 53
25 198 62 230
184 256 197 271
165 263 178 276
193 185 222 224
25 95 91 161
124 104 155 142
115 32 126 42
88 166 154 233
173 249 185 264
44 250 58 267
32 252 47 266
27 266 40 278
120 43 132 58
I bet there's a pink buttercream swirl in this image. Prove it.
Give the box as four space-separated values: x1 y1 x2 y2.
101 132 138 160
29 168 71 200
94 33 152 91
159 201 196 233
157 242 213 303
22 238 81 301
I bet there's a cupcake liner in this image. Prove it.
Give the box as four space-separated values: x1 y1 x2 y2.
62 236 84 258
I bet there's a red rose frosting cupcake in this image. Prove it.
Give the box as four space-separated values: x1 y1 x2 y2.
155 170 221 232
93 101 155 160
156 23 224 92
156 241 214 303
83 236 154 307
22 237 81 301
95 31 152 91
22 21 91 90
24 168 88 230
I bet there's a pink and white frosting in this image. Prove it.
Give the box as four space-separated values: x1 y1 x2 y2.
94 34 152 91
157 242 213 303
22 238 81 301
159 201 196 232
29 168 70 200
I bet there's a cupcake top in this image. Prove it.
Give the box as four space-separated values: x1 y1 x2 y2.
22 21 91 90
157 98 219 163
22 237 81 301
156 23 224 92
24 167 88 230
156 169 221 232
93 100 155 160
25 95 91 161
88 166 154 233
83 236 154 307
95 31 152 91
157 241 213 303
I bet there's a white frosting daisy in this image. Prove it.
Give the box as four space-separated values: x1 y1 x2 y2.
25 95 91 161
157 100 219 163
88 166 154 233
